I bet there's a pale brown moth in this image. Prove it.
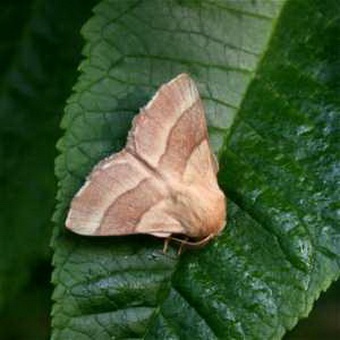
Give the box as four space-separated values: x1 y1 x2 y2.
66 73 226 250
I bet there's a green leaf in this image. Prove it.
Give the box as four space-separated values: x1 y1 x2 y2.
52 0 340 338
0 0 97 314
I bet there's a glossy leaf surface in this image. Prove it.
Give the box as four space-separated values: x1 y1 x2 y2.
52 0 340 338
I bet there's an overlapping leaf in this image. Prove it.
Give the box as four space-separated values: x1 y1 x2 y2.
0 0 97 315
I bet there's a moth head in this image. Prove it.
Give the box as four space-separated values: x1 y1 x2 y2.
171 184 226 239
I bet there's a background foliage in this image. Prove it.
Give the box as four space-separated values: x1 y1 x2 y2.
0 0 339 339
0 0 97 338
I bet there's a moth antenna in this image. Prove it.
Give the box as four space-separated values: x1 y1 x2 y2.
170 233 215 248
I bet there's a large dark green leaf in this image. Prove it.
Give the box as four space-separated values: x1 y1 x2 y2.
52 0 339 338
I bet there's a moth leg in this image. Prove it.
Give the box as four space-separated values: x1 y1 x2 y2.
162 236 171 254
177 237 189 255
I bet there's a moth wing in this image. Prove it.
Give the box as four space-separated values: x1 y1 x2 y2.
66 150 186 236
126 73 223 239
66 73 222 239
126 73 216 180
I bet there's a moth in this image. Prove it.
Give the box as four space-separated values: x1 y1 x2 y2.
66 73 226 250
